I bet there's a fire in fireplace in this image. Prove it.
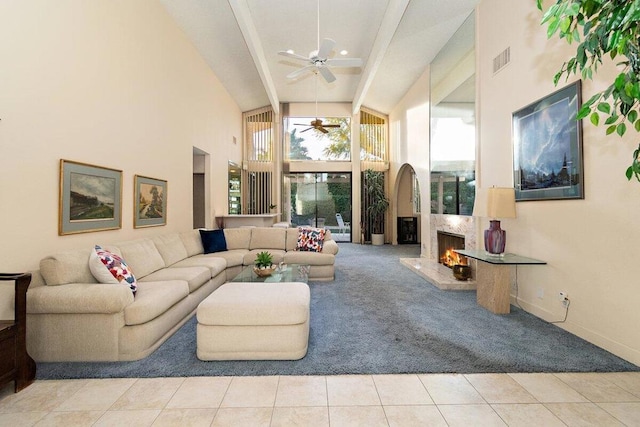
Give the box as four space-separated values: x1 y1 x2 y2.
437 231 467 268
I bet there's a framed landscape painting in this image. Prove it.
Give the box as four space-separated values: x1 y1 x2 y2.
59 160 122 235
512 80 584 201
134 175 167 228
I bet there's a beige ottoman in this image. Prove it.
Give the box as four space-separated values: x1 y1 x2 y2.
196 282 310 360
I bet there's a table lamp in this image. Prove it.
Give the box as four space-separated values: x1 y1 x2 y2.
473 187 516 255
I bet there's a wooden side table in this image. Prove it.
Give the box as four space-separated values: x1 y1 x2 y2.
0 273 36 392
454 250 546 314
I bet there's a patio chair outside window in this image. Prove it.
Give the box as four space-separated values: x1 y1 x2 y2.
336 213 350 234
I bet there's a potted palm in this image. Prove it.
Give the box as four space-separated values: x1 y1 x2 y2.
364 169 390 245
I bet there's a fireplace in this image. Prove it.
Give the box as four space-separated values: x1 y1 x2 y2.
437 231 467 267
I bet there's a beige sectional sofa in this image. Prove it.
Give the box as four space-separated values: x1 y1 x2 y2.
26 227 338 362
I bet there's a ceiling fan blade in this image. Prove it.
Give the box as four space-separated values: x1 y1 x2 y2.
318 66 336 83
286 65 315 80
300 127 313 133
318 127 329 134
278 51 310 62
317 38 335 59
326 58 363 68
322 124 341 128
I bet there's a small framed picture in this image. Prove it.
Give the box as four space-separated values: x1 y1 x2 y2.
512 80 584 201
134 175 167 228
59 159 122 235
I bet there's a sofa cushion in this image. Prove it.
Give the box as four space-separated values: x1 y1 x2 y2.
250 227 286 250
296 227 326 252
285 228 299 251
40 249 97 286
223 228 252 250
284 251 336 266
172 255 228 278
116 238 166 278
124 280 189 326
244 249 285 266
200 229 227 253
180 230 204 257
139 266 211 293
89 245 137 294
152 234 188 266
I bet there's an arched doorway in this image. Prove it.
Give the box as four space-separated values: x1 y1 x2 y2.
395 164 420 245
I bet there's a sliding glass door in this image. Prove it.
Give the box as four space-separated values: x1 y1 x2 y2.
283 173 351 242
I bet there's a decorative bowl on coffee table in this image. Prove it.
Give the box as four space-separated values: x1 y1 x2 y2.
253 266 276 277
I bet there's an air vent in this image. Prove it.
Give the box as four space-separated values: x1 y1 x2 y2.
493 47 511 75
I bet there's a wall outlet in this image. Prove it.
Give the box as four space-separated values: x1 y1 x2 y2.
537 288 544 299
559 292 570 307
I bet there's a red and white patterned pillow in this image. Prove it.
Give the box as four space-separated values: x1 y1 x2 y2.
89 245 137 294
296 227 326 252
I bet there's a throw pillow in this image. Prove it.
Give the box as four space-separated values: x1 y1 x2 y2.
296 227 326 252
89 245 137 294
200 229 228 254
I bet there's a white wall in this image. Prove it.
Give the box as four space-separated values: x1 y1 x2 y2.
477 0 640 365
0 0 242 273
389 68 431 252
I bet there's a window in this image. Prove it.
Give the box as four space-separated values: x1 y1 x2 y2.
285 117 350 161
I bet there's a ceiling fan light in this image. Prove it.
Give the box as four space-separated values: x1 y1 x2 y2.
286 49 294 54
340 49 348 56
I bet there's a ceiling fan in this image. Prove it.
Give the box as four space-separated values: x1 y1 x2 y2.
294 73 342 134
277 0 363 83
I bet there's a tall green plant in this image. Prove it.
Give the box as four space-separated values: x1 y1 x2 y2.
363 169 389 234
536 0 640 181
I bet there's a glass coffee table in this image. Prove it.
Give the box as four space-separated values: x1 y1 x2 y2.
230 264 310 284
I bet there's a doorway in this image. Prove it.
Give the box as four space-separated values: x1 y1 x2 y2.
193 147 208 229
395 164 420 245
284 172 351 242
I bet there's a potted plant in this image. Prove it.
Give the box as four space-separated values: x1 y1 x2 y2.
363 169 390 245
253 251 275 277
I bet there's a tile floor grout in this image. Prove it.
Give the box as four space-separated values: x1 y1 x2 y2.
0 372 639 426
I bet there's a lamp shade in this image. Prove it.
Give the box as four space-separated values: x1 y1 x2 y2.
486 187 516 219
473 187 516 219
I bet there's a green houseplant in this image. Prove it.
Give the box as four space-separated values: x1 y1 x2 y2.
537 0 640 181
253 251 275 276
363 169 390 245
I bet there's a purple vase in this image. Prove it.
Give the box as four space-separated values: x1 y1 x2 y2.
484 220 506 255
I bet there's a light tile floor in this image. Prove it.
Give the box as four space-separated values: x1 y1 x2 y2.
0 372 639 426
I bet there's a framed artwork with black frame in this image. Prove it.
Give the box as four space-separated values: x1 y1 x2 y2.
59 159 122 235
512 80 584 201
134 175 167 228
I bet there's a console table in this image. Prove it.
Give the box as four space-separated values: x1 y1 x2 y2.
454 250 546 314
0 273 36 392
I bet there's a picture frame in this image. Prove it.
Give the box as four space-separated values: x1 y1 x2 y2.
59 159 122 235
512 80 584 201
134 175 167 228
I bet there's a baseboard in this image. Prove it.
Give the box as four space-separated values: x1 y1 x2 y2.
512 295 640 367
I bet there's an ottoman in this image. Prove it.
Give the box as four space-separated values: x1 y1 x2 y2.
196 281 310 360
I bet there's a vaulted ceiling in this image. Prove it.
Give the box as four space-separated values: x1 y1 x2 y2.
159 0 479 115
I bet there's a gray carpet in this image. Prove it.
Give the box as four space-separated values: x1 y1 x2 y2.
37 244 639 379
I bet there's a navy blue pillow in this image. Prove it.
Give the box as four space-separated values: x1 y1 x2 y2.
199 229 227 254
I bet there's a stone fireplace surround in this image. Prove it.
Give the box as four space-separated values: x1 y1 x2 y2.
400 214 477 290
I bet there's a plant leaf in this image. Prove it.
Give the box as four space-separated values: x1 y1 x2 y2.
590 112 600 126
597 102 611 114
606 125 617 135
617 122 627 136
